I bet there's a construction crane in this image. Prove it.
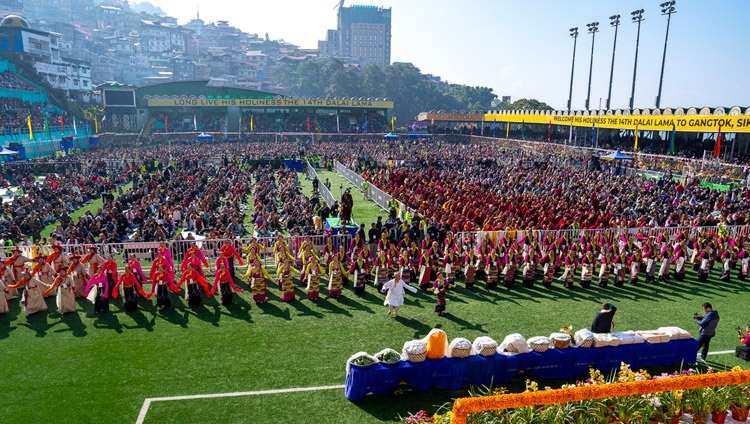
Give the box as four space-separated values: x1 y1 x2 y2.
333 0 344 10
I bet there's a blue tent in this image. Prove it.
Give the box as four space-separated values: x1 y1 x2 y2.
383 132 399 140
197 132 213 142
601 149 634 161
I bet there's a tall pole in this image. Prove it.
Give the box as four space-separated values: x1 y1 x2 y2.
629 9 644 110
655 1 676 108
567 27 579 112
606 15 620 110
585 22 599 111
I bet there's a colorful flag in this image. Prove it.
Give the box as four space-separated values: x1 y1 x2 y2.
391 116 396 132
669 122 676 154
591 123 595 147
547 121 552 141
633 124 639 151
567 122 573 145
165 115 169 133
193 115 197 131
336 113 340 133
250 115 254 132
73 119 77 135
506 120 510 138
714 124 722 158
59 115 64 134
307 115 311 132
27 115 33 140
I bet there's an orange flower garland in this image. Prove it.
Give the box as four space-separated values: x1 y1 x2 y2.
451 370 750 424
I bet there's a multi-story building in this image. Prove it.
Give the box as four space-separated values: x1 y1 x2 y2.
319 4 391 68
0 14 92 99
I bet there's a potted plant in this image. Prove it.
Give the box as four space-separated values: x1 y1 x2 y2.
729 383 750 422
685 387 711 424
659 390 685 424
707 385 733 424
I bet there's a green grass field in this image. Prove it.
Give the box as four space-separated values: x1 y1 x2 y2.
2 263 748 424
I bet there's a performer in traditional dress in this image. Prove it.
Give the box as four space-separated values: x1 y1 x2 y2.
101 254 119 298
304 256 325 300
84 268 110 313
540 250 556 290
598 250 612 288
462 244 477 289
521 249 537 288
276 256 298 302
613 252 627 287
9 269 48 316
43 266 76 314
579 251 594 288
428 274 447 316
373 250 390 291
327 254 347 298
560 251 577 289
502 250 517 289
67 253 87 298
273 235 294 268
186 241 210 272
629 251 642 285
672 241 688 281
243 258 271 303
241 238 262 266
381 271 418 318
113 266 147 311
658 245 673 283
146 263 180 310
349 249 371 295
31 255 56 297
127 254 149 289
81 245 105 276
45 244 69 272
210 261 244 306
5 247 32 286
442 248 459 289
157 240 174 272
322 236 338 267
738 246 750 281
0 262 16 300
218 239 244 284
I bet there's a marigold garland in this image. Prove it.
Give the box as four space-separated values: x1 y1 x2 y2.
451 370 750 424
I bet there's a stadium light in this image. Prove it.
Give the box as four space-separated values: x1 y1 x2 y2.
655 1 676 108
629 9 645 110
567 27 579 112
605 15 620 110
585 22 599 111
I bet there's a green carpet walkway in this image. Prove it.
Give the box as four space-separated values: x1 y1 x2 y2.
298 169 385 228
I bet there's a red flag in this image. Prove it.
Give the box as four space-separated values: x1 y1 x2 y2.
165 115 169 133
547 122 552 141
307 115 310 132
714 124 722 158
59 115 64 133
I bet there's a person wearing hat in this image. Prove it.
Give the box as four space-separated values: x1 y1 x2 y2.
31 255 56 298
46 244 70 272
0 264 10 314
101 254 119 298
113 265 146 312
67 253 87 298
0 261 18 300
81 245 105 276
44 266 76 315
5 247 32 284
9 269 48 316
84 267 110 313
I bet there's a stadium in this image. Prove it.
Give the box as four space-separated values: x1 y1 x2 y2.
4 7 750 424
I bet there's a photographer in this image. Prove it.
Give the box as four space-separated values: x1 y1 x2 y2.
736 324 750 361
694 302 720 361
591 302 617 334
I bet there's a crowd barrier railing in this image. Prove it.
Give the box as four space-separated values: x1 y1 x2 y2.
334 159 397 213
304 159 336 207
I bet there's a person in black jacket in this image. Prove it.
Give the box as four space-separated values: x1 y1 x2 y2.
591 302 617 333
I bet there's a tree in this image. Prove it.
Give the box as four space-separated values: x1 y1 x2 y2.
505 98 554 110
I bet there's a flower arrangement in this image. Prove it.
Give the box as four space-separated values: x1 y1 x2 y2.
423 366 750 424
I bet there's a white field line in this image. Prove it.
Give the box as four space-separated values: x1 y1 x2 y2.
707 349 736 356
136 384 344 424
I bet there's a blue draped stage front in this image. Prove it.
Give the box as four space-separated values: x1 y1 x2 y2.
345 338 698 401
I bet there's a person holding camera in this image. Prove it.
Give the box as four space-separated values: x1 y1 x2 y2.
695 302 720 361
736 324 750 361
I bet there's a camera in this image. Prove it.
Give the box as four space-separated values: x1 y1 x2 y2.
693 312 702 320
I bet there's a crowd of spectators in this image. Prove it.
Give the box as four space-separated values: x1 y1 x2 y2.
0 71 37 92
1 97 64 136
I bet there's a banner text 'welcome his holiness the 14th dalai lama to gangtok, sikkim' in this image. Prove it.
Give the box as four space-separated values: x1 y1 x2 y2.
147 98 394 109
482 112 750 133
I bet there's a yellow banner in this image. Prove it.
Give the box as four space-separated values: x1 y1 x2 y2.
483 113 750 133
148 98 393 109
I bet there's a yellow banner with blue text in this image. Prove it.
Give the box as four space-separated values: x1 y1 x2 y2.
483 113 750 133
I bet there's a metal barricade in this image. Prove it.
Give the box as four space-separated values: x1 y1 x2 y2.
304 159 336 207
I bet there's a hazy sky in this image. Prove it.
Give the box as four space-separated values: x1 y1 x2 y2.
138 0 750 110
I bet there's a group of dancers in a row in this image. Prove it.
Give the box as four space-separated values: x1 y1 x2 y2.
2 227 747 318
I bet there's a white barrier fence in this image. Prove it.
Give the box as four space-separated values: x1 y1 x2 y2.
334 160 392 212
304 160 336 207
